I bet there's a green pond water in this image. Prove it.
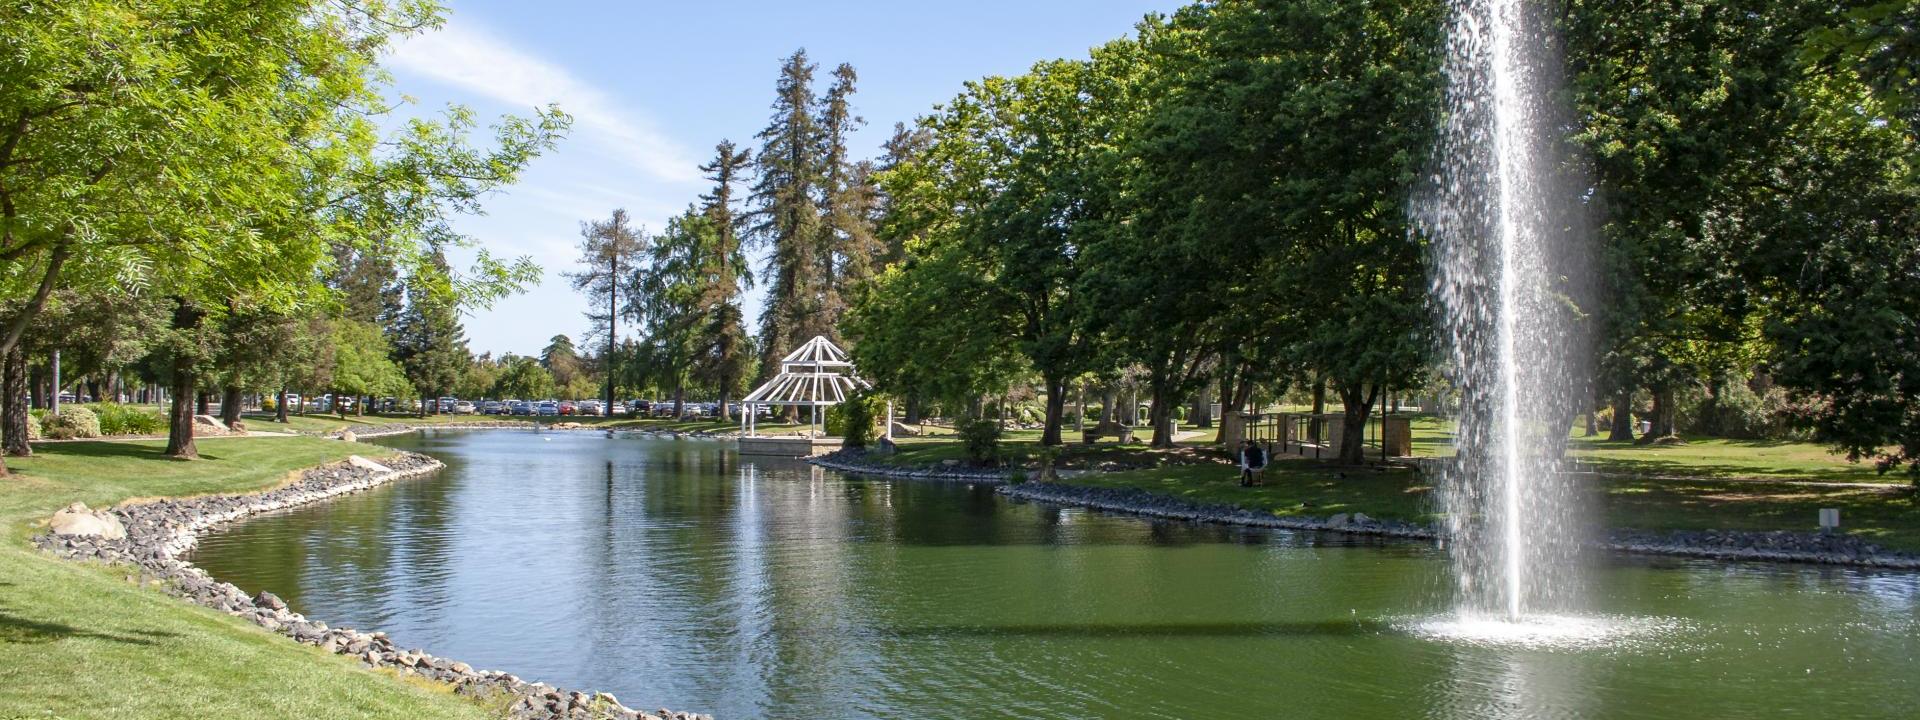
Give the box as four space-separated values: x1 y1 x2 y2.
189 429 1920 719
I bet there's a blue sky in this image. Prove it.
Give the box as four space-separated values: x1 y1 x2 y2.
383 0 1181 357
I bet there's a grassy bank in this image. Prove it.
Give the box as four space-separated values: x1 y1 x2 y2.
1062 457 1920 552
0 437 490 720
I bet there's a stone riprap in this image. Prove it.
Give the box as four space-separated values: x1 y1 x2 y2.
33 452 710 720
812 449 1016 484
996 481 1920 570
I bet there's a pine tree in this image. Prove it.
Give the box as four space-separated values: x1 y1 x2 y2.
748 49 828 394
697 141 755 421
392 251 470 415
816 63 880 332
567 209 647 410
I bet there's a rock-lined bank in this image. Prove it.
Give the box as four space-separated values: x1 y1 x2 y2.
810 450 1014 484
35 452 710 720
811 452 1920 570
998 482 1920 570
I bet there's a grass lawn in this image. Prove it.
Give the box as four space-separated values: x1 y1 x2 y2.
1404 414 1895 483
1067 456 1920 552
0 437 492 720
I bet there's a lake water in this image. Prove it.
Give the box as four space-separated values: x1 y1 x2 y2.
190 429 1920 719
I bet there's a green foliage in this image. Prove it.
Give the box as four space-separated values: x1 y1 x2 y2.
957 419 1003 465
326 319 410 402
24 412 41 441
493 356 556 400
829 393 880 448
89 403 165 436
43 406 101 440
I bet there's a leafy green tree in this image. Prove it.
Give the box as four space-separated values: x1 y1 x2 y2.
328 318 411 414
493 355 556 400
0 0 563 468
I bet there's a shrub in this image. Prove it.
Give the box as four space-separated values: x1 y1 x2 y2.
1679 381 1802 440
958 419 1002 465
25 412 40 441
43 406 102 440
92 403 166 436
837 393 878 449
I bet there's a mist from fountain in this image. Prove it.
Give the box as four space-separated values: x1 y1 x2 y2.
1423 0 1597 623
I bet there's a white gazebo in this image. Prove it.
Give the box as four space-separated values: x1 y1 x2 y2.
738 336 871 455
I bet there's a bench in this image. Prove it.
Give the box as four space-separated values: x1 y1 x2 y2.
1081 425 1137 445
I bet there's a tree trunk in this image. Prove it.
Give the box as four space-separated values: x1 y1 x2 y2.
1074 384 1085 432
1214 365 1238 445
1607 390 1634 442
276 389 290 423
3 348 30 458
1638 386 1677 444
1309 376 1328 442
672 384 685 420
1040 375 1067 446
1148 382 1177 449
1336 381 1378 465
1583 411 1598 437
1098 387 1117 428
220 386 243 428
165 370 198 459
904 394 922 425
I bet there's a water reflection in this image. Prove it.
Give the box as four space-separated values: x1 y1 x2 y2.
186 430 1920 720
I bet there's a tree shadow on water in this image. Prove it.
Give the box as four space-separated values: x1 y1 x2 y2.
885 619 1391 639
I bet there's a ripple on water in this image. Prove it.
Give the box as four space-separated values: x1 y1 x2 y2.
1402 613 1689 651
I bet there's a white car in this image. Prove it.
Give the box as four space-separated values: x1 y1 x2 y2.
453 401 476 414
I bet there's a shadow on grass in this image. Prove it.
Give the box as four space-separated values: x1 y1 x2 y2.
0 605 180 646
29 442 223 463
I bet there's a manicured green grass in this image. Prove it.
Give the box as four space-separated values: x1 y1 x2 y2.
1404 414 1893 483
0 437 492 720
1068 457 1920 551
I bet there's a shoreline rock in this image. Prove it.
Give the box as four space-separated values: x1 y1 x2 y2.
34 452 710 720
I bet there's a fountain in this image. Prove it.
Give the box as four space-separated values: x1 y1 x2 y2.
1423 0 1597 623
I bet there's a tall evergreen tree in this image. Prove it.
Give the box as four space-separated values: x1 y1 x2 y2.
541 333 583 389
697 141 755 421
816 63 882 331
568 209 647 411
748 49 828 395
392 251 470 414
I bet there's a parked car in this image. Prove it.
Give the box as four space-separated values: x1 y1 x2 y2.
609 402 626 416
557 401 577 416
627 400 649 417
480 400 503 415
537 401 559 416
577 400 602 416
510 401 532 416
453 400 476 414
435 396 456 413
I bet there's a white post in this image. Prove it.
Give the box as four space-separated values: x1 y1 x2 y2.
886 399 895 441
50 349 61 415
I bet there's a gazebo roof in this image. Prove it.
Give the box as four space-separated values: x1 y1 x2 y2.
741 336 870 407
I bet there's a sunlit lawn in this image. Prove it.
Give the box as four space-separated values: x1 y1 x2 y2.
0 437 490 720
1074 457 1920 552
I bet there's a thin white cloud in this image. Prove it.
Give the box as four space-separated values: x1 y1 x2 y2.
387 21 701 186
